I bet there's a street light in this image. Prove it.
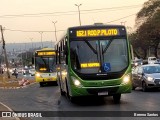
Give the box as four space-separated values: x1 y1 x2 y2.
39 32 43 48
52 21 58 42
75 4 82 26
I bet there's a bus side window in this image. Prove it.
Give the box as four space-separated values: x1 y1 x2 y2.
64 45 68 65
60 40 66 64
65 37 68 64
60 51 65 64
55 46 58 65
58 46 61 64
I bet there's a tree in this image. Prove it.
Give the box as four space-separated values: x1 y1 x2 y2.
134 0 160 58
17 51 33 66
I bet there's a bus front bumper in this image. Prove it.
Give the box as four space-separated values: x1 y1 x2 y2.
36 77 57 83
71 84 131 97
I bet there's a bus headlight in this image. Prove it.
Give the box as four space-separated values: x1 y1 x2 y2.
122 75 130 84
71 76 82 87
36 73 41 77
74 80 81 86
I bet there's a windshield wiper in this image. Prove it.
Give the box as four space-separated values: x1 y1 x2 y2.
49 58 56 72
41 57 48 71
102 39 112 54
84 40 98 54
84 40 99 63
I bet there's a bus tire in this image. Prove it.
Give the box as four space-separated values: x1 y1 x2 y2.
59 80 65 96
69 96 76 103
55 81 58 86
65 79 76 103
113 94 121 103
60 88 65 96
39 82 44 87
132 85 136 90
65 80 70 98
142 82 148 92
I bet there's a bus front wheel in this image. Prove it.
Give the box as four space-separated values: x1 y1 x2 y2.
113 94 121 103
59 79 65 95
39 82 44 87
65 80 76 103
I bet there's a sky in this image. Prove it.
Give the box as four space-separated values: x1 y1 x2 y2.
0 0 148 44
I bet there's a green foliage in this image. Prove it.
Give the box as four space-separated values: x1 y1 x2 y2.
137 0 160 18
130 0 160 58
17 51 33 66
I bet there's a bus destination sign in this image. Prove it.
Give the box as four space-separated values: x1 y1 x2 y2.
76 29 119 37
37 51 56 56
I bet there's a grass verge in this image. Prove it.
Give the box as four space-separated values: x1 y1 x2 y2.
0 73 35 88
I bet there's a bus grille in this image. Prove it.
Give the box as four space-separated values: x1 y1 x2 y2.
86 87 119 95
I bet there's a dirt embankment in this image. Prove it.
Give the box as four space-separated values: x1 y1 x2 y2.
0 73 35 88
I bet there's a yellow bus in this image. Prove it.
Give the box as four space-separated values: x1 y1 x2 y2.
34 48 57 87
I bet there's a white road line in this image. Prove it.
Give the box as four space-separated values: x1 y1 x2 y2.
0 102 20 120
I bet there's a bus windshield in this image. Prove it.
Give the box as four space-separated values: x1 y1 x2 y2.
35 57 56 73
70 37 128 74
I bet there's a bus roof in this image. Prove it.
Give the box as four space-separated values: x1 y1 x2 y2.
68 24 125 30
55 24 126 46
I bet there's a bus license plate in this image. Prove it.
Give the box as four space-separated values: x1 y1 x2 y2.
98 91 108 96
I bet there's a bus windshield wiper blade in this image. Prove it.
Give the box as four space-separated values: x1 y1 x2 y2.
102 39 112 54
84 40 97 54
41 57 48 69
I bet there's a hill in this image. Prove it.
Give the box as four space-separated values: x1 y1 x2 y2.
5 41 55 52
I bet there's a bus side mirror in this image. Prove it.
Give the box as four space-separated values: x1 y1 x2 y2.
32 57 34 64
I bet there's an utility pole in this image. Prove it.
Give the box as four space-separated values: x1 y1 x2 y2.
0 25 10 78
20 46 23 68
52 21 58 42
25 43 27 66
75 4 82 26
39 32 43 48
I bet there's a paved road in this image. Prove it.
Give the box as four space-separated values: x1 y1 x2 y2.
0 83 160 120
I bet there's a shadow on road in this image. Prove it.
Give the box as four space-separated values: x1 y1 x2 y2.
73 96 105 106
133 87 160 92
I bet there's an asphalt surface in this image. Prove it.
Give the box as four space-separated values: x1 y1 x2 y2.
0 74 34 120
0 102 20 120
0 79 160 120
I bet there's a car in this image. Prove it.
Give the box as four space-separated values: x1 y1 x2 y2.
17 68 23 73
29 69 35 76
9 68 16 74
22 68 29 75
148 57 157 64
132 64 160 91
131 59 143 67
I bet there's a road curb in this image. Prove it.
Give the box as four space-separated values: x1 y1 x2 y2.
0 102 20 120
0 82 36 89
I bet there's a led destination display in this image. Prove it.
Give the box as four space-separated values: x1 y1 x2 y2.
76 29 119 37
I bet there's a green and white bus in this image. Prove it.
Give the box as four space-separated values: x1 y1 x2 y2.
56 24 132 102
34 48 57 87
